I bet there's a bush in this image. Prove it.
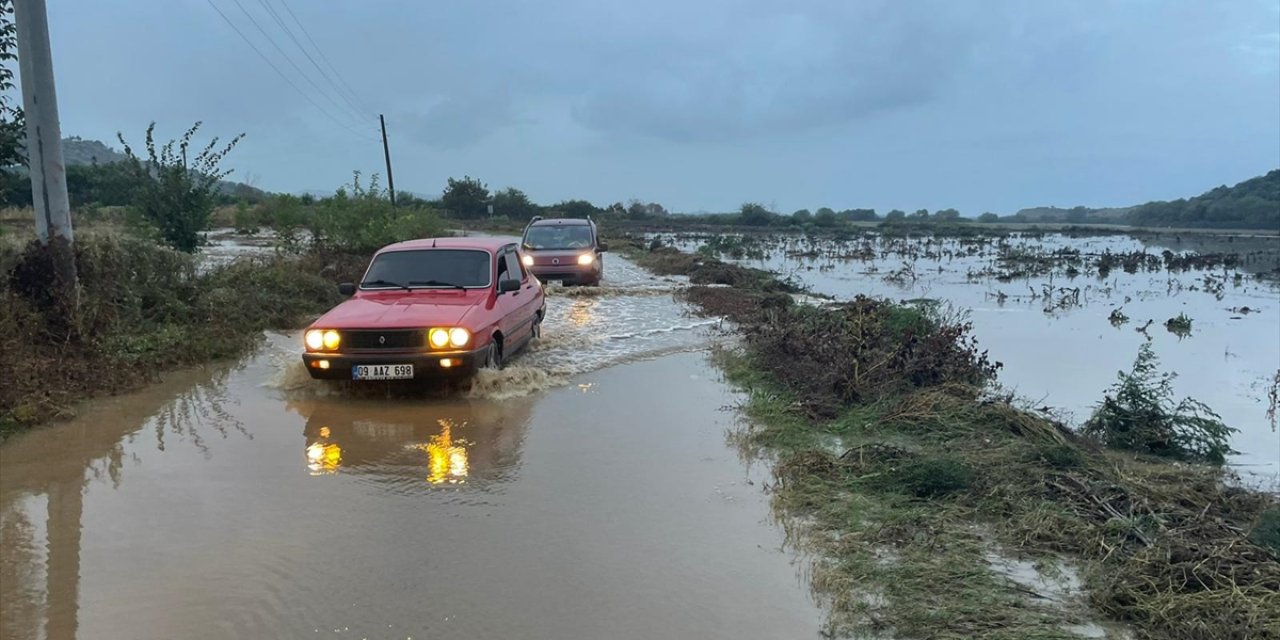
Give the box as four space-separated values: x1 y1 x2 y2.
741 296 1001 417
881 456 973 498
1250 506 1280 557
1082 344 1235 463
1 233 340 431
117 122 244 252
310 173 446 255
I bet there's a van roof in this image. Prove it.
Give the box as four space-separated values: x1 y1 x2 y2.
528 217 592 227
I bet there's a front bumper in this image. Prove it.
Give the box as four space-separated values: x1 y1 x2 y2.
528 262 601 284
302 347 486 380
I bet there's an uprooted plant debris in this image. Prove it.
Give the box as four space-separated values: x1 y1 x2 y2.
615 237 1280 639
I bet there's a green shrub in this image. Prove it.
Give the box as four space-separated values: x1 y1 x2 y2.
881 456 973 498
310 173 446 255
232 201 259 234
1249 506 1280 557
1082 344 1235 463
117 122 243 252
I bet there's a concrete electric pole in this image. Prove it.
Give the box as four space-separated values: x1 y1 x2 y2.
14 0 76 286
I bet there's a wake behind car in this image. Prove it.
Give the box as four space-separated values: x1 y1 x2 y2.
302 237 545 380
520 216 608 286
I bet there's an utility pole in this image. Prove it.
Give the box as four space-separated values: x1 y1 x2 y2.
380 113 396 206
14 0 76 286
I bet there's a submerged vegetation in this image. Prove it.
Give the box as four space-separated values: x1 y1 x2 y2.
1083 344 1234 464
614 236 1279 639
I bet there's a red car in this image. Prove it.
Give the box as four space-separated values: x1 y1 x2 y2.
302 237 545 380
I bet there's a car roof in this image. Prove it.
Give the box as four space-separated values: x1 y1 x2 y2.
528 217 592 227
376 236 516 253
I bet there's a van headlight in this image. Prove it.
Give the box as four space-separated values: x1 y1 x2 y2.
577 253 595 265
521 254 534 267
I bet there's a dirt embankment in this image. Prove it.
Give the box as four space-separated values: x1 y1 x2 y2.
613 234 1280 640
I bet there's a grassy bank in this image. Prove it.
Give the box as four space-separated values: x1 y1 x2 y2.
0 233 351 437
615 236 1280 639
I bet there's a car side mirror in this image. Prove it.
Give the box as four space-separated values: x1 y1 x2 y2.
597 241 609 252
338 282 356 296
498 278 521 294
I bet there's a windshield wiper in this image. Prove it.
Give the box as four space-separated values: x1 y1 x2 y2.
361 279 411 290
409 279 466 290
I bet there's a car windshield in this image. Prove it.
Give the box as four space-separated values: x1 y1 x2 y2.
523 225 594 250
361 249 491 289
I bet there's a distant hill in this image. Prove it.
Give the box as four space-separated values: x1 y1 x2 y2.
62 137 127 165
1126 170 1279 230
62 137 267 201
1006 170 1279 230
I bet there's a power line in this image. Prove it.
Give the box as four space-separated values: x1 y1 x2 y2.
256 0 372 121
204 0 376 140
274 0 375 116
225 0 371 127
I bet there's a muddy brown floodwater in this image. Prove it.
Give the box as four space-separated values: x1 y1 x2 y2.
1 339 822 638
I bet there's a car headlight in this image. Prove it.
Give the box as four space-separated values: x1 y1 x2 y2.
577 253 595 265
521 254 534 267
305 330 324 350
448 327 470 348
323 330 340 350
429 328 450 349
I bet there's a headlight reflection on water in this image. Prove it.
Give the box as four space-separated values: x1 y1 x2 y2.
422 419 469 485
306 426 343 475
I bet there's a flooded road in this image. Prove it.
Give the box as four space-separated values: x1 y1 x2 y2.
665 232 1280 478
0 349 820 639
0 252 821 640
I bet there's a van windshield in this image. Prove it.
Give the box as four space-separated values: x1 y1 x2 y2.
361 249 491 289
523 225 594 250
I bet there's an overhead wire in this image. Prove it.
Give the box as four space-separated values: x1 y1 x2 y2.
256 0 373 121
224 0 374 129
274 0 376 117
204 0 376 141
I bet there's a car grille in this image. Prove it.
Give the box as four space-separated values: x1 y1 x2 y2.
341 329 424 350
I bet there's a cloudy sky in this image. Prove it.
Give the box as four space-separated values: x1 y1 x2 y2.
40 0 1280 214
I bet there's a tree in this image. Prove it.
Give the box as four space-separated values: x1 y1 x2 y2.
910 209 930 219
551 199 599 219
933 208 961 221
815 207 835 218
843 208 877 222
977 212 1000 223
493 187 537 220
118 122 244 252
885 209 906 221
441 175 490 219
0 0 23 169
814 208 838 227
792 208 812 223
739 202 773 226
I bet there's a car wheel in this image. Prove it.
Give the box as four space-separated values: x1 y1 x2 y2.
484 340 504 370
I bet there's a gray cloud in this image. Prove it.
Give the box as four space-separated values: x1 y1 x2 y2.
40 0 1280 213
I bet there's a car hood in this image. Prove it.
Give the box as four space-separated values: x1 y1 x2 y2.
311 290 493 329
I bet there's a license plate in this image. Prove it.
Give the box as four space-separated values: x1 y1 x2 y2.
352 364 414 380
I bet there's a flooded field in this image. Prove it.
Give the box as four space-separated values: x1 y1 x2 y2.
659 231 1280 478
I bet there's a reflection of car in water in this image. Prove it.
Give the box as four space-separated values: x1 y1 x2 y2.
302 237 546 380
293 398 535 484
520 216 608 286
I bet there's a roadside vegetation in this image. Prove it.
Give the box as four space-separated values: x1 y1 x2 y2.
0 120 448 436
613 236 1280 640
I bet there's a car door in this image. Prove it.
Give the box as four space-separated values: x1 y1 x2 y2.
499 247 539 347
